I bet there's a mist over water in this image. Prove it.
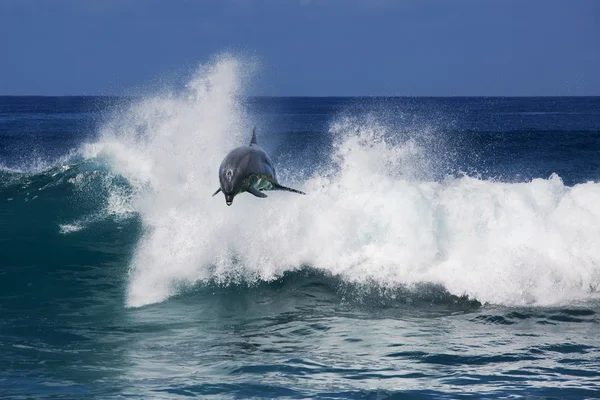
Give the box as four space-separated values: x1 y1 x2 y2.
74 56 600 308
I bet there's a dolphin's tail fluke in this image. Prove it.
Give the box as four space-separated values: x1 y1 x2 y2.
272 183 306 195
212 188 222 196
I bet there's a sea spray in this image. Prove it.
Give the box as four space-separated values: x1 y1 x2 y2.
79 56 600 308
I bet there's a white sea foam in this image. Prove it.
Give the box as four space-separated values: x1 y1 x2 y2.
59 223 83 234
0 151 79 175
84 55 600 308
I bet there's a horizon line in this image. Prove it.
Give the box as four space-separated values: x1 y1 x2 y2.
1 94 599 98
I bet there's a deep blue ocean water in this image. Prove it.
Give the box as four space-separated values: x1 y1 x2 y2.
2 90 600 398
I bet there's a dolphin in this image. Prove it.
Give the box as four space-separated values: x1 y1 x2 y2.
212 128 305 206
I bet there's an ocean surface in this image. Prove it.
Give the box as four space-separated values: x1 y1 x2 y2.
2 61 600 399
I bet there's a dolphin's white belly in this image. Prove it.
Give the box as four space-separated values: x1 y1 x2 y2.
240 174 276 193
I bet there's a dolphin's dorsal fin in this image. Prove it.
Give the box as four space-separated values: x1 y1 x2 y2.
250 127 257 145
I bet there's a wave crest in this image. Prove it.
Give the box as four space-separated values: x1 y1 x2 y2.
78 55 600 308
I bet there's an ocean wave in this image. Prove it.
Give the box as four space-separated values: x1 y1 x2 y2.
1 155 136 234
6 56 599 308
71 55 600 308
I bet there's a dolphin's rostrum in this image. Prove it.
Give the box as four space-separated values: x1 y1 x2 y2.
213 128 305 206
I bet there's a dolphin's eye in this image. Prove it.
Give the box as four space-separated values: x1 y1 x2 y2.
226 169 234 181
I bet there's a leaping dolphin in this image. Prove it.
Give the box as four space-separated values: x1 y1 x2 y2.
213 128 305 206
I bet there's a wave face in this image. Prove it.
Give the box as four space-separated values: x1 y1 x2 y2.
55 56 600 308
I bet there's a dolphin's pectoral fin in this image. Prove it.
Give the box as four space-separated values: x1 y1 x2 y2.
212 188 222 196
250 127 257 145
247 186 267 198
272 183 306 195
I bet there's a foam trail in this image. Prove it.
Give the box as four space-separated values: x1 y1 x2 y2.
86 55 600 308
59 224 83 234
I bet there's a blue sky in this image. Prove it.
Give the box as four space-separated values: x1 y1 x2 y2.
0 0 598 96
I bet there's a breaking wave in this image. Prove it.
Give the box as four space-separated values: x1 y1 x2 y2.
7 55 599 308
